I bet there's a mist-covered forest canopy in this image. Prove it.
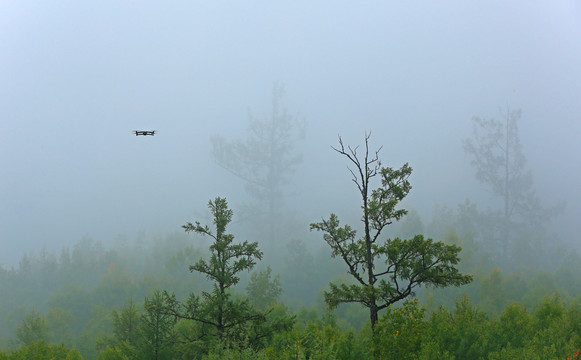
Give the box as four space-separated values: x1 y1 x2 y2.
1 127 580 358
2 1 581 359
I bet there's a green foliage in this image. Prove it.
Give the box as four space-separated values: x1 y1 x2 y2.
479 268 508 316
319 234 472 310
487 346 543 360
374 298 425 359
140 290 177 360
246 266 283 311
48 285 92 335
204 345 261 360
424 295 494 359
159 197 294 357
449 296 496 358
533 294 565 331
96 346 129 360
262 316 371 360
416 340 455 360
2 183 581 360
527 295 579 358
111 299 140 348
497 302 533 349
179 198 263 342
45 307 75 345
92 266 135 310
73 305 113 360
182 197 263 290
15 309 49 345
310 134 472 337
3 341 84 360
566 298 581 340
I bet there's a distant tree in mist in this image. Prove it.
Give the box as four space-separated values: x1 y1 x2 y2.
45 307 75 345
211 83 305 245
111 299 141 352
246 266 283 311
463 108 562 258
16 309 49 345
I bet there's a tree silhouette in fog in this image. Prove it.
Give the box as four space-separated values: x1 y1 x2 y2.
211 83 305 245
463 107 563 258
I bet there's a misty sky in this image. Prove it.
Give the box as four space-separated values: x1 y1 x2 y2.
1 1 580 268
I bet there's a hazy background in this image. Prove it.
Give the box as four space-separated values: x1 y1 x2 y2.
1 1 580 268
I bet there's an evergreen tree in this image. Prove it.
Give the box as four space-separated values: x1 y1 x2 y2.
112 299 140 348
162 197 284 354
140 290 176 360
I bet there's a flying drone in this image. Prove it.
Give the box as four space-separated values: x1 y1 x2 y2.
133 130 156 136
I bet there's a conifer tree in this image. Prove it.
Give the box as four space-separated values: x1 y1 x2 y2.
161 197 290 354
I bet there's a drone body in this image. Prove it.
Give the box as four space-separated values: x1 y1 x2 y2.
134 130 156 136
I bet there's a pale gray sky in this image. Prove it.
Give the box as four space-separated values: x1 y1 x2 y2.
1 1 580 267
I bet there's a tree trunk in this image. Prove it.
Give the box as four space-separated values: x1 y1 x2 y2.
370 304 379 359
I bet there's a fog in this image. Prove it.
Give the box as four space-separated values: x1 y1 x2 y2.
1 1 580 268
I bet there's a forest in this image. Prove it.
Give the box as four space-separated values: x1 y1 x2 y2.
1 113 580 360
3 2 580 359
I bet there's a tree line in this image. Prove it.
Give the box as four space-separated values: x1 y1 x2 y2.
0 93 573 358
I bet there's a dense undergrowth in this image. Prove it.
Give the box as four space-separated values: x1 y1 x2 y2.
0 228 580 359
